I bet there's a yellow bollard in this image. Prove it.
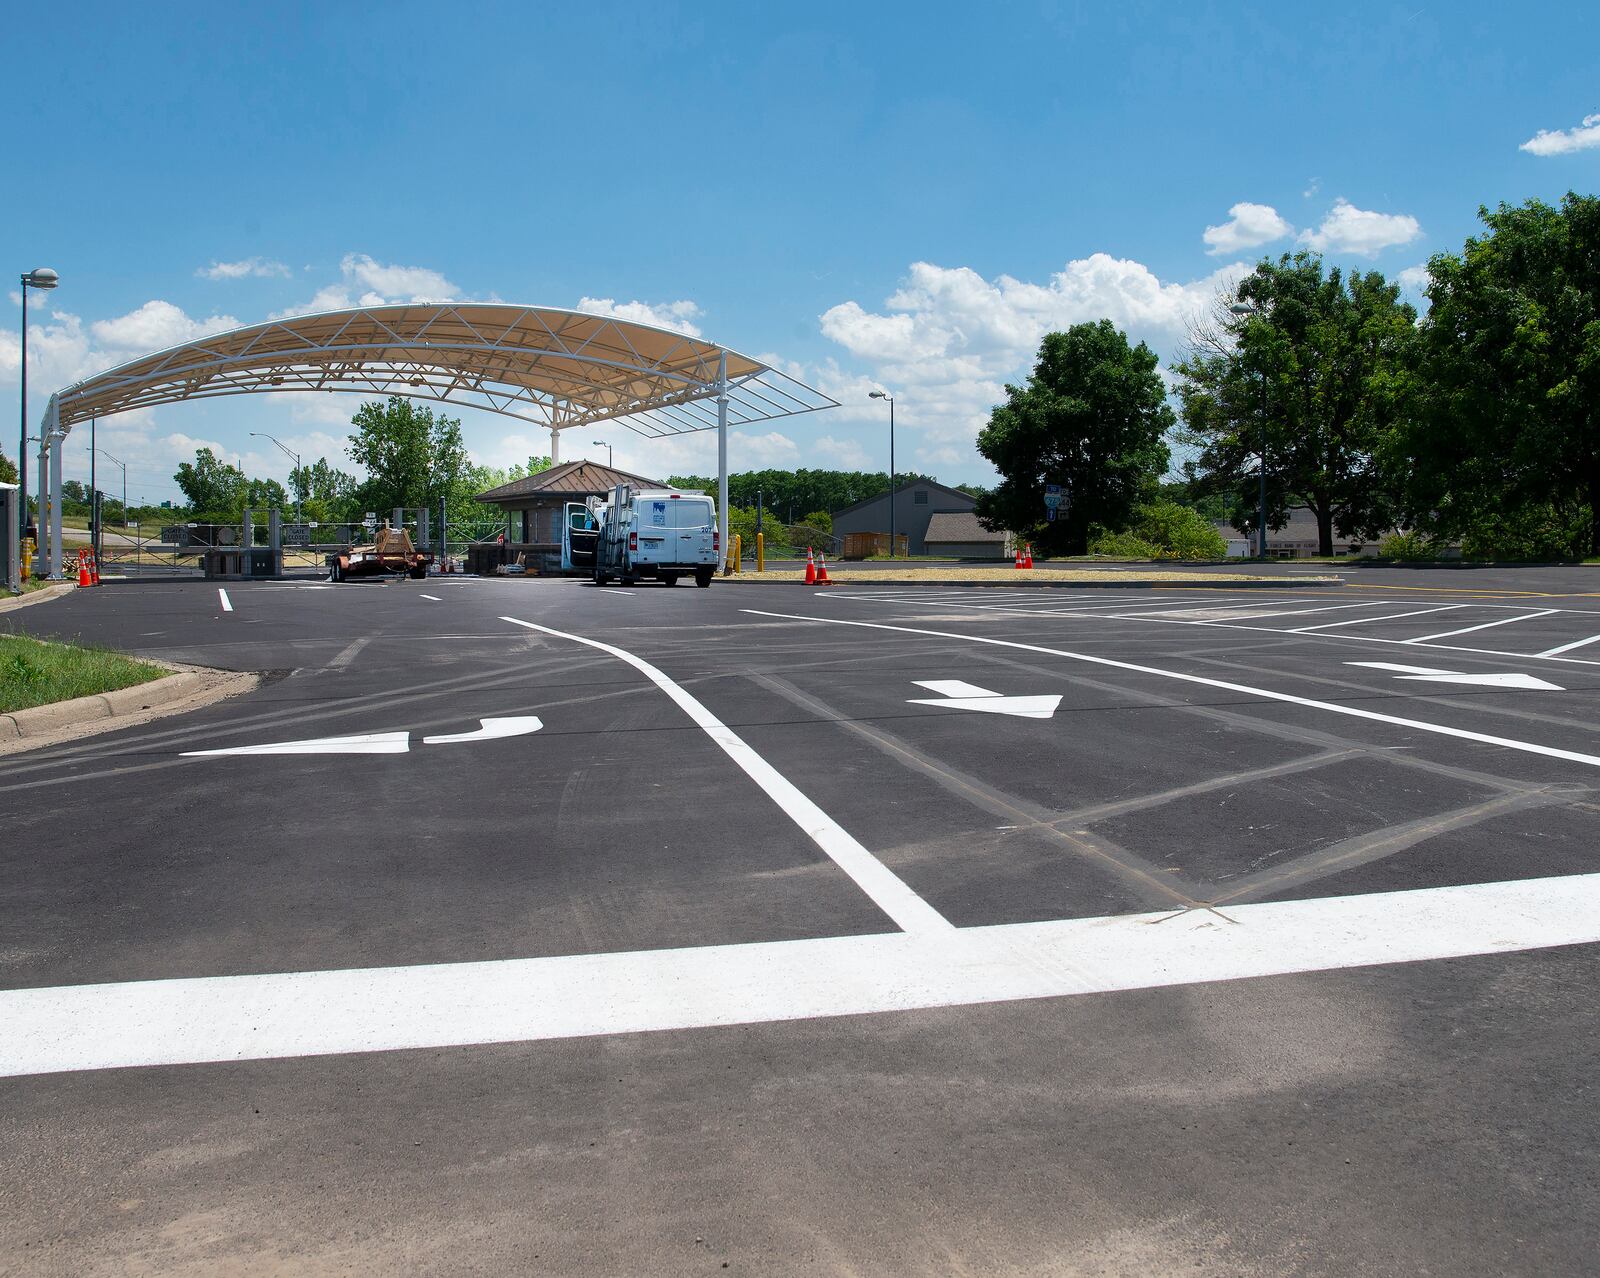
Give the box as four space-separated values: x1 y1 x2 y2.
20 538 33 584
733 533 742 574
756 531 764 574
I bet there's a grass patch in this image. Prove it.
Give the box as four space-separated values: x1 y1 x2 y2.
0 634 166 714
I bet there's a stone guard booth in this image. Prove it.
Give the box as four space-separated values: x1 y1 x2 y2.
472 459 681 574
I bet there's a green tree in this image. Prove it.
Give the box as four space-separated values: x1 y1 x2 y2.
1395 193 1600 556
0 450 17 486
975 322 1172 556
1173 253 1416 557
346 397 473 517
291 457 359 514
174 447 248 514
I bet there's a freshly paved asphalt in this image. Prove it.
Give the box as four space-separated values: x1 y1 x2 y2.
4 566 1600 1275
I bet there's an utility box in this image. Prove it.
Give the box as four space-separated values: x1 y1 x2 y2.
0 483 18 593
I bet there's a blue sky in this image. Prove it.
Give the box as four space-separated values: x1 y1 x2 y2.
4 0 1596 503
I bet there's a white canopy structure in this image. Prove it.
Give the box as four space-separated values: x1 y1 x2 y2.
34 303 838 576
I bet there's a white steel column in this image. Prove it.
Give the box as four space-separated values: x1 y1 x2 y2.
716 349 729 575
549 427 560 465
48 435 63 577
35 436 48 576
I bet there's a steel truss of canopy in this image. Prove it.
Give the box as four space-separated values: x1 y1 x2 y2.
31 303 838 577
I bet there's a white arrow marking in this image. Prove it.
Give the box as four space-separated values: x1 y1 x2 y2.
909 679 1062 720
1347 662 1564 691
182 731 410 757
422 716 543 744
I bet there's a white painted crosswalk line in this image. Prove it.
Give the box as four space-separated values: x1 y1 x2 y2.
4 873 1598 1078
1406 609 1558 643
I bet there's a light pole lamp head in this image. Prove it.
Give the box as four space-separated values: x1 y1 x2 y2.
868 390 889 400
1229 302 1257 316
23 268 59 290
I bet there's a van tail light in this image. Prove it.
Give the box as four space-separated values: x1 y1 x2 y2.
629 532 637 552
713 531 720 552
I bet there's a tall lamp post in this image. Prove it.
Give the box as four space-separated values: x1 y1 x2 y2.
249 431 303 523
17 267 59 559
868 390 896 557
591 439 613 468
1229 302 1270 560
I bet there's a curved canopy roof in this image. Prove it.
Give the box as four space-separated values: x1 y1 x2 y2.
48 303 836 439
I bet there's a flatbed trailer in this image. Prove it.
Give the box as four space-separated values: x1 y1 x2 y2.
327 527 433 581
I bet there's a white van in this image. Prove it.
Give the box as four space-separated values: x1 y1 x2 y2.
572 486 719 587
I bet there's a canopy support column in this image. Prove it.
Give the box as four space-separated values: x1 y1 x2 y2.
48 436 63 578
717 349 729 576
549 426 560 465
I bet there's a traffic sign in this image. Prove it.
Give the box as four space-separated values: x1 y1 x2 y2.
1043 483 1063 510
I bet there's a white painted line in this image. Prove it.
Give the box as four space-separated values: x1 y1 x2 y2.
418 593 443 601
1538 631 1600 658
913 679 1001 699
217 588 233 613
744 610 1600 771
422 716 543 744
1287 604 1466 633
4 872 1597 1078
1405 609 1559 643
182 731 410 757
1347 662 1564 691
502 616 949 934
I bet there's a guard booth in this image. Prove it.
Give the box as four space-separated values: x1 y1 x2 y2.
202 507 284 580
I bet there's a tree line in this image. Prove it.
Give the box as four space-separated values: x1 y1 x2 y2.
977 191 1600 561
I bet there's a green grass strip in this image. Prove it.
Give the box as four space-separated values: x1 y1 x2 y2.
0 634 166 714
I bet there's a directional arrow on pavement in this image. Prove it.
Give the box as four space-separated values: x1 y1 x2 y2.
182 717 545 757
907 679 1062 720
1346 662 1564 691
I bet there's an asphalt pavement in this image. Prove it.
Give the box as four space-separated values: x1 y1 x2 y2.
4 567 1600 1275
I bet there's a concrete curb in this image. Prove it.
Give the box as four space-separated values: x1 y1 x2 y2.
0 582 77 613
0 663 258 752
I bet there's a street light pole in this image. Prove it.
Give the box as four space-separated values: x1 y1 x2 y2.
17 268 59 563
591 440 612 468
249 431 303 523
1228 302 1270 560
869 391 896 557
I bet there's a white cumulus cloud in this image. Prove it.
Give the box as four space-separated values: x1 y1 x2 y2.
271 254 461 318
817 254 1246 479
1398 264 1430 292
197 257 291 281
1520 113 1600 156
575 297 704 337
90 301 239 353
1203 202 1293 256
1298 199 1421 256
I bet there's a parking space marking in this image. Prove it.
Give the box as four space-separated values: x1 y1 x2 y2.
418 593 443 601
1288 604 1466 633
1406 609 1560 643
501 616 951 935
217 588 233 612
4 871 1596 1078
743 610 1600 770
1540 632 1600 658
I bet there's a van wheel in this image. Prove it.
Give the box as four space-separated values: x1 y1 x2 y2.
662 573 679 586
694 569 713 588
593 567 610 586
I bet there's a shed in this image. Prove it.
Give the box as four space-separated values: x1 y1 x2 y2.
922 511 1010 560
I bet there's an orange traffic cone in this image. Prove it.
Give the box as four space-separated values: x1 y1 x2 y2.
1014 545 1025 569
89 549 100 585
816 551 830 584
1023 543 1034 569
804 547 817 585
77 556 92 588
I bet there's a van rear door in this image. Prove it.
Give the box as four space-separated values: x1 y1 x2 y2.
672 496 715 564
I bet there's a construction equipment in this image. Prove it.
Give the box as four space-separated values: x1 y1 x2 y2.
327 526 433 582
